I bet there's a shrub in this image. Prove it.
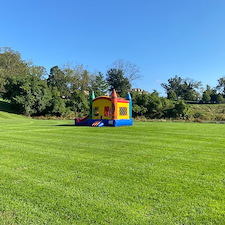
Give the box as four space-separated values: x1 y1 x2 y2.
193 112 204 119
171 100 189 118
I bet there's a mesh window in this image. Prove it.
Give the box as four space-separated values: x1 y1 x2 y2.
119 107 127 115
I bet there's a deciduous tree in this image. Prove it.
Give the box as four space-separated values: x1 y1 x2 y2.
161 75 183 99
161 76 201 101
47 66 69 98
216 77 225 95
106 68 131 97
4 75 51 115
110 59 142 83
0 47 30 93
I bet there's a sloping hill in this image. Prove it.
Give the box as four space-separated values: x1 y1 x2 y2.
189 104 225 121
0 111 26 119
0 100 27 120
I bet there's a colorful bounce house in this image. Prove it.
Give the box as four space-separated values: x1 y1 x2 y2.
75 90 133 127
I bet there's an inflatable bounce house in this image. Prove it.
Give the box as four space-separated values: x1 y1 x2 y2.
75 90 133 127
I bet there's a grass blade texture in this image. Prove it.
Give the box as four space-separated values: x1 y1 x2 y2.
0 119 225 224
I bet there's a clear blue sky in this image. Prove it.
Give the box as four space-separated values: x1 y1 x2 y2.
1 0 225 95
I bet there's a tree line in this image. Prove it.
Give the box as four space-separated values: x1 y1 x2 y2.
1 47 225 119
0 48 138 117
161 75 225 104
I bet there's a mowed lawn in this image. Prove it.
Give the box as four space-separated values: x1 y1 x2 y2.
0 118 225 224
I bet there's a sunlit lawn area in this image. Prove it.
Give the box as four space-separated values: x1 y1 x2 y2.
0 118 225 224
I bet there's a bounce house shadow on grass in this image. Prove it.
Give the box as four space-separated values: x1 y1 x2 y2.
0 100 19 114
55 124 76 127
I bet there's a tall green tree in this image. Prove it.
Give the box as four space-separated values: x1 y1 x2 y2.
106 68 131 97
68 90 89 117
202 85 212 102
210 89 219 103
29 65 47 79
217 94 224 103
47 66 69 98
47 87 67 116
202 91 211 102
202 85 223 103
161 76 201 101
91 72 108 96
180 79 201 101
80 69 90 91
161 75 183 99
0 47 30 93
216 77 225 95
4 75 51 115
62 64 93 93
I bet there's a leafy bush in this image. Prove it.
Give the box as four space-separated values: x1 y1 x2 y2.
4 75 51 116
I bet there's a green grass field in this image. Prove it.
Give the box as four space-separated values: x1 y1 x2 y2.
1 117 225 224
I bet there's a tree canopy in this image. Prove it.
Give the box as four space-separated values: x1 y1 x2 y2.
106 68 131 97
161 75 202 101
2 47 225 119
109 59 142 83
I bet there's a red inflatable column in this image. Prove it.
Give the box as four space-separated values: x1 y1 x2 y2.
111 89 118 120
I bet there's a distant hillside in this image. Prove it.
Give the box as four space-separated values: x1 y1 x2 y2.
189 104 225 121
0 100 26 120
